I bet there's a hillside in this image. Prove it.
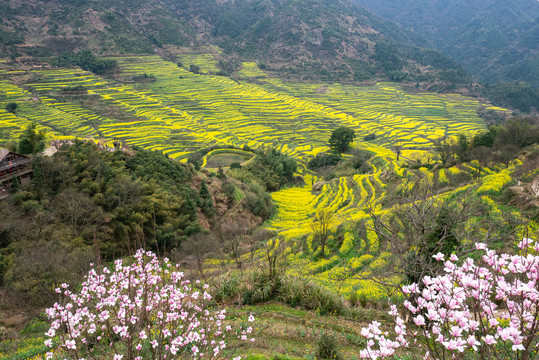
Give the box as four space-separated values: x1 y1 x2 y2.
352 0 539 87
0 0 470 87
1 55 539 358
2 1 539 359
0 55 486 160
1 57 539 360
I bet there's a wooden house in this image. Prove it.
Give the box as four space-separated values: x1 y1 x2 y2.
0 149 33 199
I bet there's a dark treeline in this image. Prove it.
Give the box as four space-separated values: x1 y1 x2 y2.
307 149 373 181
431 116 539 168
485 83 539 114
52 50 117 75
0 142 300 308
0 142 200 306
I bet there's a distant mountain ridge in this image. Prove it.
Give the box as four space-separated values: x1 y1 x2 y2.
0 0 470 87
352 0 539 87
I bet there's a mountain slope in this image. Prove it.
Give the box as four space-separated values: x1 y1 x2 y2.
352 0 539 86
0 0 470 87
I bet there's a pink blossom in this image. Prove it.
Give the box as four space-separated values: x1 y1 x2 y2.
359 239 539 359
44 249 256 360
433 252 444 261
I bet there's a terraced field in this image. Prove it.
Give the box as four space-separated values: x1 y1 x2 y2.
1 55 520 304
268 158 533 302
1 56 487 161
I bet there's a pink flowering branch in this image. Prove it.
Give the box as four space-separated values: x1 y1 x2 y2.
44 249 255 360
359 239 539 360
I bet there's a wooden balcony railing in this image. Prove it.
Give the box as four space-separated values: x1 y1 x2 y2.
0 167 33 183
0 158 30 173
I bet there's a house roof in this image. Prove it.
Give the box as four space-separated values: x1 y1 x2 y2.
0 149 9 162
0 149 29 162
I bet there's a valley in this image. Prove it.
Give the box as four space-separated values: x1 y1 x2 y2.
0 0 538 358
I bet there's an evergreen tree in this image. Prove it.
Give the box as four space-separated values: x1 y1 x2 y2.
17 122 46 155
329 127 355 153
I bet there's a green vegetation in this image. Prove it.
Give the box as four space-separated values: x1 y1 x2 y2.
52 50 118 75
0 142 202 306
431 117 539 168
0 0 538 358
329 127 356 153
354 0 539 87
4 103 16 114
228 149 298 192
16 123 46 155
0 54 536 360
308 153 342 170
486 82 539 114
317 333 342 360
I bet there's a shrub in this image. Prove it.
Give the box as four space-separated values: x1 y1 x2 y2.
363 133 376 141
308 153 342 170
278 276 344 315
317 333 342 360
5 102 17 113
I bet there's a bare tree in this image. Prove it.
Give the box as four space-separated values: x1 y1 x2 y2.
248 228 275 261
365 173 526 290
468 160 482 181
469 146 492 166
433 137 456 166
392 143 403 161
53 189 103 233
310 208 334 258
493 144 520 166
260 237 287 279
5 241 93 308
219 220 252 271
178 233 219 280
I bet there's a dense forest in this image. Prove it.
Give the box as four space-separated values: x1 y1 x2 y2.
0 0 470 86
1 0 539 358
0 140 300 310
353 0 539 87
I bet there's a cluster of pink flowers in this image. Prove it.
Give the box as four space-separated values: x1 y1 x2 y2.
360 239 539 360
44 249 255 360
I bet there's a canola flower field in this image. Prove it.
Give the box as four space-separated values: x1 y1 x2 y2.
1 54 524 304
266 158 533 302
1 56 486 160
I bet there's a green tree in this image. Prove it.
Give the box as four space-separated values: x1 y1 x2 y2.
329 127 355 153
456 134 469 162
5 102 17 113
18 122 46 155
472 127 498 148
495 117 539 148
199 180 214 217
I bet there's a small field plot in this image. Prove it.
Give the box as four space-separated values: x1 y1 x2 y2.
205 150 254 168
